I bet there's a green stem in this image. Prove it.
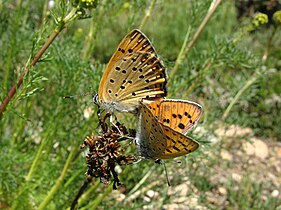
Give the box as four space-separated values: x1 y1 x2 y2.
222 73 258 121
82 0 106 60
3 0 23 94
25 132 53 181
170 26 191 81
76 181 100 208
80 183 113 210
21 0 32 29
139 0 157 30
169 0 222 80
11 122 56 210
222 25 277 121
63 7 78 24
127 166 155 195
261 26 277 65
38 147 78 210
64 168 85 188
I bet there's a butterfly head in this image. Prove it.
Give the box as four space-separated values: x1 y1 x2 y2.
93 94 99 105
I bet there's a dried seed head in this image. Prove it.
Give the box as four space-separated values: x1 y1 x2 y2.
82 112 137 189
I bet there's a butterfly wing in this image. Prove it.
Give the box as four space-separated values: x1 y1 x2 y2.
136 101 167 159
155 123 199 160
144 97 164 117
104 29 157 67
98 29 167 113
156 99 202 134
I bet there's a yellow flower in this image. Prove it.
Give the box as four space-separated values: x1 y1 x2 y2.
273 10 281 25
252 13 268 28
123 2 130 9
73 0 98 9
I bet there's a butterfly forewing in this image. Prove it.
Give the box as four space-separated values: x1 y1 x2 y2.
110 29 157 64
136 102 167 159
156 100 202 134
155 123 199 159
98 29 167 113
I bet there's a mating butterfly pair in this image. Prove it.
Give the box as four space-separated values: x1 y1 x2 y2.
95 29 202 160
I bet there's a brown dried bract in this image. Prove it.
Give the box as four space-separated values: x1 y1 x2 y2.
82 106 137 189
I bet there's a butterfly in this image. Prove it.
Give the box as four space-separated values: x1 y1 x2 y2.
136 99 202 160
94 29 167 114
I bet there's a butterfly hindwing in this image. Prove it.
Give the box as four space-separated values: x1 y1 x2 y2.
155 123 199 159
145 98 163 117
156 99 202 134
136 102 167 159
137 99 202 160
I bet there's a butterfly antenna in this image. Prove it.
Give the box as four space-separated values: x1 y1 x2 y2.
63 91 93 99
163 161 171 186
156 160 171 187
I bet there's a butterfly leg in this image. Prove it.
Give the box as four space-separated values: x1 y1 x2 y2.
96 109 110 133
130 156 144 164
110 114 125 136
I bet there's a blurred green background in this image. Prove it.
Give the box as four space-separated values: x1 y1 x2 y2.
0 0 280 209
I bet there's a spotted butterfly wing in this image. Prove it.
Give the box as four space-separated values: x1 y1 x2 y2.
155 123 199 159
144 97 163 116
136 101 199 160
136 101 167 159
147 99 202 134
97 29 167 113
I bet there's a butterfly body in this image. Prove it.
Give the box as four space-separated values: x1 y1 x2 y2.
136 100 202 160
96 29 167 114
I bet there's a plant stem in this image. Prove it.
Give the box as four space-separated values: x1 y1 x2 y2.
70 180 89 210
139 0 157 30
222 73 258 121
170 26 191 80
261 26 277 65
80 184 113 210
127 166 155 195
0 7 77 119
125 180 160 203
82 0 107 60
169 0 222 80
76 181 100 208
3 0 23 94
0 30 60 118
222 25 276 121
25 125 55 181
38 147 78 210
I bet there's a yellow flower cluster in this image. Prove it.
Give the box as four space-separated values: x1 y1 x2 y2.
80 0 97 8
273 10 281 25
252 13 268 28
72 0 98 9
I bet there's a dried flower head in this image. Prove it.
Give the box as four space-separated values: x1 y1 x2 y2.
82 109 137 189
